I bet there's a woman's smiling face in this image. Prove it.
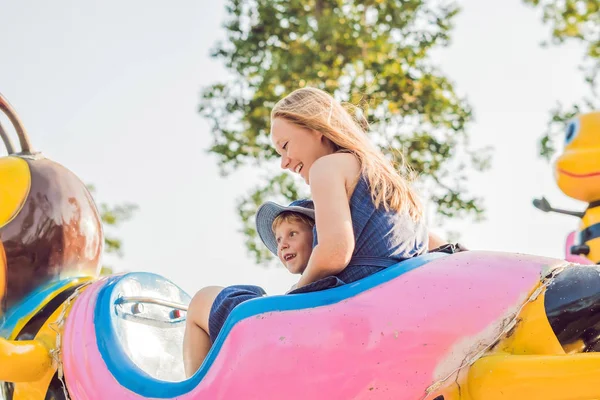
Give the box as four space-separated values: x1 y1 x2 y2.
271 118 334 184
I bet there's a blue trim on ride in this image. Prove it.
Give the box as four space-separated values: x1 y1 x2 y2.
95 252 447 398
579 222 600 244
0 277 81 338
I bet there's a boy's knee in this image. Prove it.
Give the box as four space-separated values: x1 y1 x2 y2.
188 286 224 323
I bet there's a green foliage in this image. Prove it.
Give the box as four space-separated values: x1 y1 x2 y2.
88 184 138 266
523 0 600 159
99 201 138 257
201 0 492 263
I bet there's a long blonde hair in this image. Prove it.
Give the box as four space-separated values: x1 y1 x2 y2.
271 87 423 220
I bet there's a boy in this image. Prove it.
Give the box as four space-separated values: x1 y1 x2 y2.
184 199 316 377
256 199 315 277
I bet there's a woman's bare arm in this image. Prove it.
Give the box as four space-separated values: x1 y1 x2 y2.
295 154 357 289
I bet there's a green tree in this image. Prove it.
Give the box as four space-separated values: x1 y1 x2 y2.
100 201 138 258
88 185 138 274
201 0 491 263
523 0 600 159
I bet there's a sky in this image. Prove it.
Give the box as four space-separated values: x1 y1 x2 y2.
0 0 592 296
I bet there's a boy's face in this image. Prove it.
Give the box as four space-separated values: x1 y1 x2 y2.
275 219 313 275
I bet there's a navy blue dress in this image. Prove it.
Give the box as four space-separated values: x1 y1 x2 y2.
208 175 428 343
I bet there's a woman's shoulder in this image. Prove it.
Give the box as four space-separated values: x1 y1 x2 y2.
310 153 360 177
310 153 361 198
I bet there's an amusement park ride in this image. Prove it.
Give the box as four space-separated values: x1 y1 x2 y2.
533 111 600 266
1 91 600 400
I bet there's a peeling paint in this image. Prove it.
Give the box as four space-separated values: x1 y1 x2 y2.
425 261 571 395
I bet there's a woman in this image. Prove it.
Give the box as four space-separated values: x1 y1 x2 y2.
183 87 429 377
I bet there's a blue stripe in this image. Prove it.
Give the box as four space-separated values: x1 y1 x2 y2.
579 222 600 244
95 252 447 397
0 277 82 338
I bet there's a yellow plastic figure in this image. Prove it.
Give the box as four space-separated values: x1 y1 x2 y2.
0 92 101 397
534 111 600 264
